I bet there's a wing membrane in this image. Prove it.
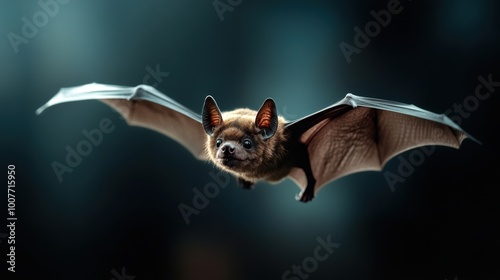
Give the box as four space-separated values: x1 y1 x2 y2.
37 83 208 160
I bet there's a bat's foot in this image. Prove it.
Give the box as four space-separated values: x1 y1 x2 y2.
238 178 254 190
295 189 315 203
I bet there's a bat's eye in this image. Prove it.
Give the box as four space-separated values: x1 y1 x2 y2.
216 139 222 148
243 139 252 149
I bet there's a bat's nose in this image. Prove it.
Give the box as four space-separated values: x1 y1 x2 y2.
220 143 235 154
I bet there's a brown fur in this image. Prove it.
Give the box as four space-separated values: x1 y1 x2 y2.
205 108 291 183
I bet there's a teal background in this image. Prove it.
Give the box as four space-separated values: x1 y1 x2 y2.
1 0 499 279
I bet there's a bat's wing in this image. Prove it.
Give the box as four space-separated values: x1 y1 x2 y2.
36 83 208 160
286 93 479 196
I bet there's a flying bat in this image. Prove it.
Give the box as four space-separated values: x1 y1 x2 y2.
36 83 478 202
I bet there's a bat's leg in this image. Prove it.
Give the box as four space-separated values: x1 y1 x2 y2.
238 177 254 190
294 143 316 203
297 167 316 202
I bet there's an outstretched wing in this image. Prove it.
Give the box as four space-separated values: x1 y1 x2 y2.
286 93 479 194
37 83 208 160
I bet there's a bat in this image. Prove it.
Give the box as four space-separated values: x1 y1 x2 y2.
36 83 479 202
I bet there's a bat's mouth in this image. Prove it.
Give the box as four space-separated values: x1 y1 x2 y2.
219 156 243 168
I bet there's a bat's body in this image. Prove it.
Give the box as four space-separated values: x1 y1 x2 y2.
201 99 320 201
37 83 478 202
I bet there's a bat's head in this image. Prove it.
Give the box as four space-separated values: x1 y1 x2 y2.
202 96 287 177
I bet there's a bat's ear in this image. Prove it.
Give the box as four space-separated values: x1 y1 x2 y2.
202 95 223 136
255 98 278 140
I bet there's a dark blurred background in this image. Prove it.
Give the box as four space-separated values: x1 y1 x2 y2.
1 0 499 279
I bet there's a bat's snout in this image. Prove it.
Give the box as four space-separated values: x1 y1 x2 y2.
220 143 236 155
